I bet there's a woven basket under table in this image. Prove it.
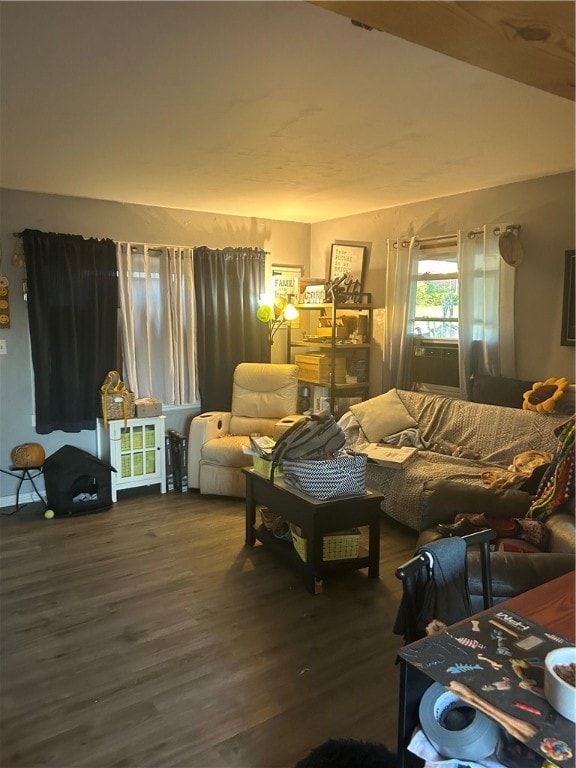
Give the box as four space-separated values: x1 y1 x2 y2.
290 524 360 563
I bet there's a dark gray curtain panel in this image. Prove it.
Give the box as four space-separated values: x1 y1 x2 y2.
23 229 118 434
193 247 269 411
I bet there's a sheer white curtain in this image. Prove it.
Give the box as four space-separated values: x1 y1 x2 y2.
383 228 516 399
457 226 516 398
382 236 419 392
117 243 198 405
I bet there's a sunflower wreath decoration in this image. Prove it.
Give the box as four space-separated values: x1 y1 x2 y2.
522 376 570 414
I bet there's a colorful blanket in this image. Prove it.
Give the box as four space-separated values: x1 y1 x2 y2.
527 414 575 522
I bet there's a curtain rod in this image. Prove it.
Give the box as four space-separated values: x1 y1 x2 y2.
394 233 457 249
121 242 271 255
394 225 521 249
13 233 270 255
394 229 485 249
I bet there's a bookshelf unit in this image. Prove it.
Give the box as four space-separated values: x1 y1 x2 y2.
287 294 373 419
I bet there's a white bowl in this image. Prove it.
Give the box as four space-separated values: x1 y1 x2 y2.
545 647 576 722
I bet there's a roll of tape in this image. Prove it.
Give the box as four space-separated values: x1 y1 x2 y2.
419 682 501 760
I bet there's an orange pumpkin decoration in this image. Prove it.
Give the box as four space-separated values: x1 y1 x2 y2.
11 443 46 468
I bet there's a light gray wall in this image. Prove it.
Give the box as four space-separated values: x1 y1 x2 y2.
0 189 310 504
1 173 574 505
310 172 575 394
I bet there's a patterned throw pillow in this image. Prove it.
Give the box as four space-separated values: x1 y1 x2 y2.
522 377 570 414
515 518 550 548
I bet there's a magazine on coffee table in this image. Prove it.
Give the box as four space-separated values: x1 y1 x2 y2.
364 443 418 469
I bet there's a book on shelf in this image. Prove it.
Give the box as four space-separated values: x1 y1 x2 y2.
363 443 418 469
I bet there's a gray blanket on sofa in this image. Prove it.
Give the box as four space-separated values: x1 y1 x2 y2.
341 390 566 532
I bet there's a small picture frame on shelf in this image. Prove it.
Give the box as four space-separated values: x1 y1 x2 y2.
328 244 366 302
296 277 326 304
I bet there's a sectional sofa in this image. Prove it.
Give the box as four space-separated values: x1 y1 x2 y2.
339 388 569 533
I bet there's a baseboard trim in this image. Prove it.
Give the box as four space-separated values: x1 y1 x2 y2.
1 490 46 510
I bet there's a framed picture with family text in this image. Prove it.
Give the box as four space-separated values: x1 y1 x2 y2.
271 264 302 301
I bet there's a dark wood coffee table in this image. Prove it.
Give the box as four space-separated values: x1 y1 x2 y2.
243 467 383 594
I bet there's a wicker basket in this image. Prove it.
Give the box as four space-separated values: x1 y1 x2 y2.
103 392 135 422
282 451 367 500
252 455 283 479
290 524 360 563
259 506 279 531
100 370 135 426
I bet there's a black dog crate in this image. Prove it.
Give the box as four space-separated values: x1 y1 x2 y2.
43 445 114 516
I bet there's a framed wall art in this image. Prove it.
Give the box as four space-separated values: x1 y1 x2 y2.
328 243 367 302
561 249 575 346
271 264 302 301
329 243 366 286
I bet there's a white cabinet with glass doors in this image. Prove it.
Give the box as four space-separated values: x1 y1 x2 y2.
96 416 166 501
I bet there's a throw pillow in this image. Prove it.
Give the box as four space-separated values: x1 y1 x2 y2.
522 376 570 414
350 389 417 443
515 518 550 548
471 373 534 409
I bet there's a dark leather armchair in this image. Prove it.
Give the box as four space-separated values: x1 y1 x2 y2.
417 479 575 607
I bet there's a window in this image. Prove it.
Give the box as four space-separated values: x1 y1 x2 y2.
412 245 459 340
384 229 515 397
117 243 197 407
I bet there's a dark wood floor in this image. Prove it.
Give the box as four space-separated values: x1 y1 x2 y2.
0 490 417 768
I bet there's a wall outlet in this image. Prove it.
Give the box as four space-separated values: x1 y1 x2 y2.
0 340 6 355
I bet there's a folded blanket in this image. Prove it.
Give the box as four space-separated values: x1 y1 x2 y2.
382 427 429 449
481 449 552 489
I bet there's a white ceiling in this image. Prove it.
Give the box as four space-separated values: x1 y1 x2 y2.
1 1 574 224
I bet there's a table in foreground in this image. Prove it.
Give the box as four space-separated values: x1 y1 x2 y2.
243 467 383 594
397 571 576 768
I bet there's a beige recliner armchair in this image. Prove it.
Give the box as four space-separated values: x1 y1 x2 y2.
187 362 302 497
